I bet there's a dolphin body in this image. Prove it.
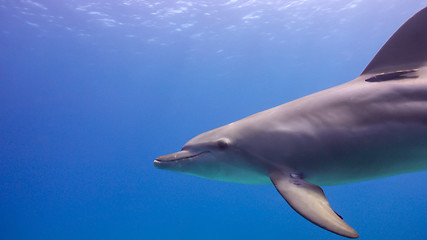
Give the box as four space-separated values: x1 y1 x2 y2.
154 7 427 238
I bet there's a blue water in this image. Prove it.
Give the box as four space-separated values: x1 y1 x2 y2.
1 1 426 239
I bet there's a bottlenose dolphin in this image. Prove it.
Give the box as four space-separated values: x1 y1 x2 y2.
154 7 427 238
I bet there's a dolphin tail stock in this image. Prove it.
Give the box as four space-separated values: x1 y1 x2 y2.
270 171 359 239
361 7 427 76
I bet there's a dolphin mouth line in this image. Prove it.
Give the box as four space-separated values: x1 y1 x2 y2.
155 151 209 163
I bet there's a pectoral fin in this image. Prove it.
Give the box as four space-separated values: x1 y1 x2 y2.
270 171 359 238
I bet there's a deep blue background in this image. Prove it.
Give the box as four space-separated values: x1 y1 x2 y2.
1 1 426 239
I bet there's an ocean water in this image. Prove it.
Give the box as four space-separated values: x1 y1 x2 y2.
1 1 426 239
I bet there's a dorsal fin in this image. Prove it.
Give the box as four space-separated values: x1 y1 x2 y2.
361 7 427 75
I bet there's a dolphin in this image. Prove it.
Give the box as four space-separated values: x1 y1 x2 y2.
154 7 427 238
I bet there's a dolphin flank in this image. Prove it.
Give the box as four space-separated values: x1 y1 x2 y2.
154 7 427 238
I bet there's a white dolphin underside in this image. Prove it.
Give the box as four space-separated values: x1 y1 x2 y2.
155 7 427 239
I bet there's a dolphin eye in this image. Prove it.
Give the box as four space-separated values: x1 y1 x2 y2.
216 138 230 150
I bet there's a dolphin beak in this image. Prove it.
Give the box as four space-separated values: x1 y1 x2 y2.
154 150 206 169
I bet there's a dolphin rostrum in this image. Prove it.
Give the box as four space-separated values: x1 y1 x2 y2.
154 7 427 238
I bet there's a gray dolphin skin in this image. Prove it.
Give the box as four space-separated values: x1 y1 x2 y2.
154 7 427 238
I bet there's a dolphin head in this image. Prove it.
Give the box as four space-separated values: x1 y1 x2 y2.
154 124 269 184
